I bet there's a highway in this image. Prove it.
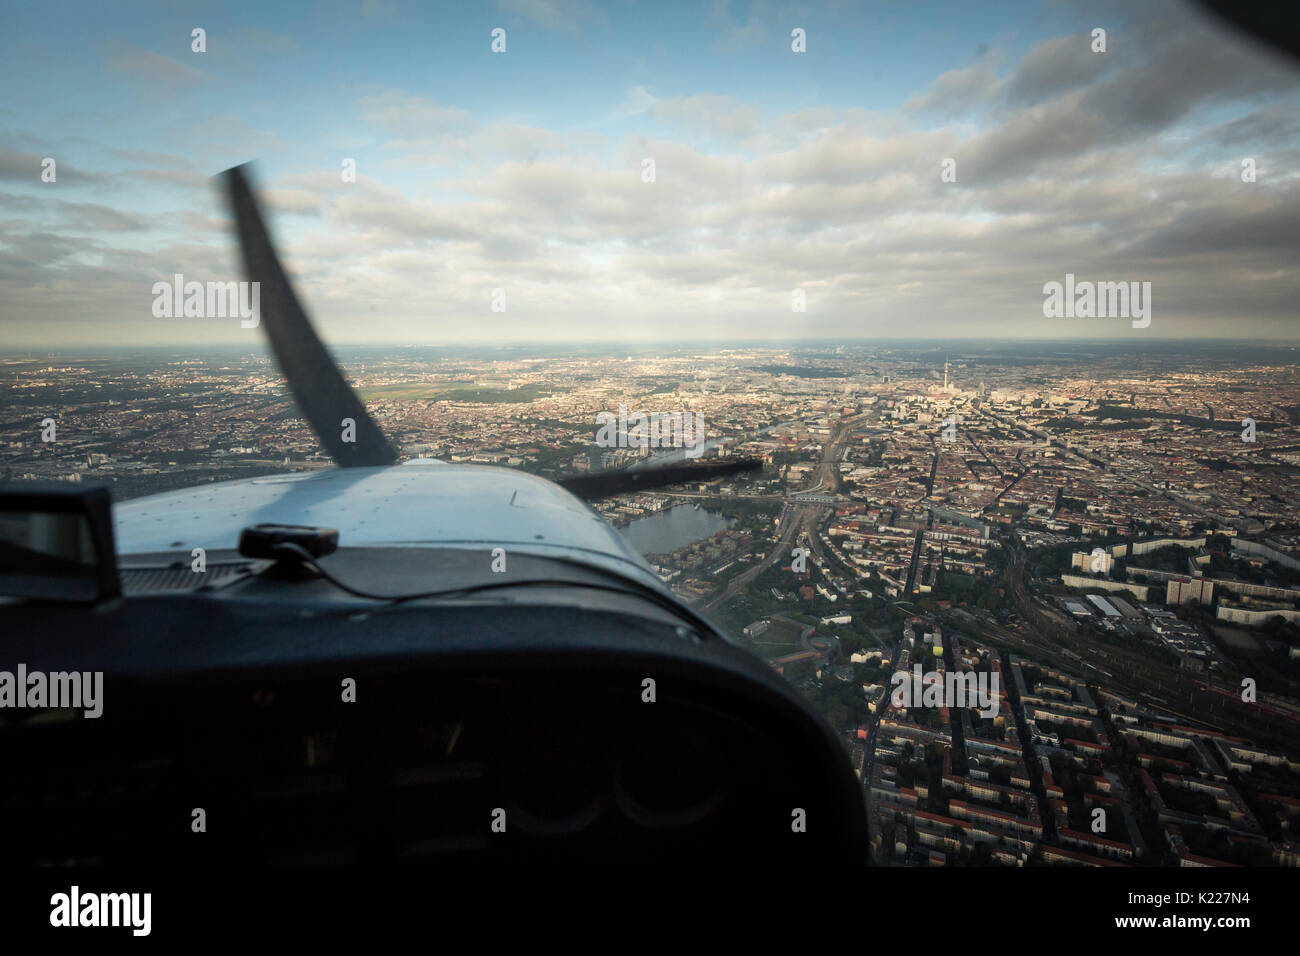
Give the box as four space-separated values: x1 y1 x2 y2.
701 411 870 613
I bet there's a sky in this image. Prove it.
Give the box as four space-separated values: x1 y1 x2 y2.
2 0 1299 347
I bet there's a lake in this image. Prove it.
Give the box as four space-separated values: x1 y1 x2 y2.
618 504 734 556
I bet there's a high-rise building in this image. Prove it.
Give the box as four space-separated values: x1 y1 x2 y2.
1167 577 1214 606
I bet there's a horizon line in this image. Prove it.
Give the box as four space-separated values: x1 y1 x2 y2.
4 336 1300 353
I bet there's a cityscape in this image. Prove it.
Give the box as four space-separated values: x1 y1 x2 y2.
5 0 1300 916
5 338 1299 867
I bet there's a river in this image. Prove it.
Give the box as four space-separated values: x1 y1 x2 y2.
617 504 734 556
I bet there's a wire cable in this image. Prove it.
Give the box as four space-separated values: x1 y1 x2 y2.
267 542 719 639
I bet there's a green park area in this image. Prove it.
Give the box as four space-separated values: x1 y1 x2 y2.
743 618 808 660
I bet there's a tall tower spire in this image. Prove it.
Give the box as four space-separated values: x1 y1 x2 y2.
944 355 949 392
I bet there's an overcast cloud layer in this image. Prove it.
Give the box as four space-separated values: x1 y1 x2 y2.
1 0 1298 347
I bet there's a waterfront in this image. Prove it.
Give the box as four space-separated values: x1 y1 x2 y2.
618 504 734 556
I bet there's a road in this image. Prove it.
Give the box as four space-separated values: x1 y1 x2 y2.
701 412 870 613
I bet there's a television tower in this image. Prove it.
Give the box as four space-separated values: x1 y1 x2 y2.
943 356 949 392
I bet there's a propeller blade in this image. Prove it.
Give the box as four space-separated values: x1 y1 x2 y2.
557 457 762 501
222 164 398 468
1195 0 1300 65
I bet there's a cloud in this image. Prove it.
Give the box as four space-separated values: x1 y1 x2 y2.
1003 34 1108 106
0 192 148 231
263 189 325 217
913 10 1300 187
649 95 762 141
106 149 193 168
106 44 208 93
356 91 473 134
120 167 211 190
905 54 1006 116
0 148 107 185
610 86 658 120
5 0 1300 344
325 181 480 242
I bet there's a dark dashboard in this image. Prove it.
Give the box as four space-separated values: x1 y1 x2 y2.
1 556 868 865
